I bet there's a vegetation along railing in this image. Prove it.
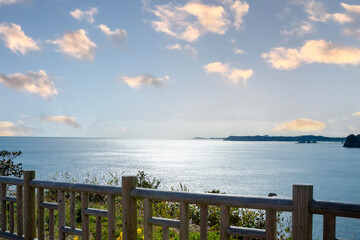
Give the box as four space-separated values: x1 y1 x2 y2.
0 170 359 240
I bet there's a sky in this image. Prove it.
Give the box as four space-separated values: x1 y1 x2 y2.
0 0 360 139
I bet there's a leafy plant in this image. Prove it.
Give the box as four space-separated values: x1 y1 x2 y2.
0 150 23 177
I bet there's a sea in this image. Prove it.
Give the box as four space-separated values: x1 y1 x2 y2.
0 137 359 239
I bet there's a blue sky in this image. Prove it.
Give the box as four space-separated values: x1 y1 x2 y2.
1 0 360 139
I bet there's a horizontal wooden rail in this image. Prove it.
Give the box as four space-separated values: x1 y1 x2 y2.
40 202 58 210
61 226 82 236
2 196 16 203
131 188 294 211
310 200 360 218
0 177 23 186
0 231 24 240
226 226 266 239
30 180 122 195
148 217 180 228
84 208 108 217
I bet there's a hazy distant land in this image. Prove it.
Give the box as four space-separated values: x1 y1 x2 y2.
194 135 345 142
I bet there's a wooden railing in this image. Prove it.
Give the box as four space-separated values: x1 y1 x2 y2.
0 170 359 240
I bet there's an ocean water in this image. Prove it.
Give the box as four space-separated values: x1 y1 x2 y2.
0 137 359 238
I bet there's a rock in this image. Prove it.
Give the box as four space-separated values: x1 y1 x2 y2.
343 134 360 148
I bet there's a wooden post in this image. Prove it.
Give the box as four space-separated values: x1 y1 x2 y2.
49 209 55 240
220 205 230 240
144 198 153 240
200 204 207 240
180 202 189 240
292 184 313 240
16 185 23 237
96 216 102 240
266 209 276 240
108 194 116 240
23 170 36 240
1 183 7 232
162 226 169 240
70 191 76 230
37 187 45 240
58 189 66 240
323 213 336 240
122 176 137 240
81 192 89 240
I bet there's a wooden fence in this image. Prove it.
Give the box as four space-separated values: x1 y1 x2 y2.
0 170 359 240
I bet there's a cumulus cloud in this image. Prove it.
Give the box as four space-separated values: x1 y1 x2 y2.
0 0 20 6
348 125 356 131
51 29 96 61
341 3 360 14
273 118 326 132
0 70 58 98
304 1 354 24
234 48 245 54
230 0 250 30
97 24 127 46
0 121 29 136
41 116 80 128
166 43 197 59
262 39 360 70
281 21 315 37
150 0 248 42
119 74 170 89
352 111 360 116
70 7 98 23
203 61 253 85
0 22 39 54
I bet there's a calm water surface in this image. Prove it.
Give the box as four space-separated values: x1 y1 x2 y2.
1 137 359 238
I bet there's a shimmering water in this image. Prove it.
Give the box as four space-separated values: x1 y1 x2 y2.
1 137 359 238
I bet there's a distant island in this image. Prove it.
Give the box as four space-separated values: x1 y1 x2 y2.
223 135 345 142
343 134 360 148
194 135 345 142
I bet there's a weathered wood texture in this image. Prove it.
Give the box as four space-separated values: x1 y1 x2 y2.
122 176 137 240
23 170 36 240
292 184 313 240
144 198 153 240
200 204 207 240
266 209 276 240
323 213 336 240
1 172 360 240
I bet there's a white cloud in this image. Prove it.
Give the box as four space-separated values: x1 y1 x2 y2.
51 29 96 61
343 28 360 40
281 21 315 37
341 3 360 14
119 74 170 89
41 116 80 128
70 7 98 23
348 125 356 131
353 111 360 117
0 0 20 6
230 0 249 30
203 61 253 85
304 1 354 24
0 70 58 98
234 48 245 54
98 24 127 46
150 0 248 42
0 22 39 54
273 118 326 132
332 13 353 24
262 39 360 70
166 43 197 59
0 121 29 136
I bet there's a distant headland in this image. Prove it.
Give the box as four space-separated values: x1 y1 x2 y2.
343 134 360 148
194 135 345 142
